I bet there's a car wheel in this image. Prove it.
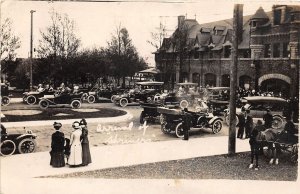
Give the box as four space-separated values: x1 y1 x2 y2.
160 114 171 134
23 96 28 103
212 120 222 134
1 96 10 106
39 100 49 109
175 123 184 138
140 111 146 124
272 116 283 129
180 100 189 109
111 95 116 103
119 98 128 107
225 114 239 126
87 95 96 104
71 100 81 109
0 140 16 156
18 138 36 154
26 95 36 105
81 93 88 102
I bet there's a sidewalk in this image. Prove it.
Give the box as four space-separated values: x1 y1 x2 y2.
1 136 299 194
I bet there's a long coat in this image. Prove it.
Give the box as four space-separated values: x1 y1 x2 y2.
68 129 82 166
81 127 92 165
50 131 65 167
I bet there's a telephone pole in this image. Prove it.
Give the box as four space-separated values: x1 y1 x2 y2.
228 4 243 155
30 10 36 90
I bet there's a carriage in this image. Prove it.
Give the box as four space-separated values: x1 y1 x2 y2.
0 127 37 156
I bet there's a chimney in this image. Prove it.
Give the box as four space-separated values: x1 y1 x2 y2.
178 15 185 29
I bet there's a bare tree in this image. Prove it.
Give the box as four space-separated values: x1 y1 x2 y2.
0 18 21 61
147 22 167 50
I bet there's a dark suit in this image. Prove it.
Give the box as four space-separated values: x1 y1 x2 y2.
50 131 65 167
237 113 246 139
245 115 253 138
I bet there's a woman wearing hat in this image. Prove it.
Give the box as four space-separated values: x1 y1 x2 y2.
50 122 65 168
80 119 92 166
68 121 82 167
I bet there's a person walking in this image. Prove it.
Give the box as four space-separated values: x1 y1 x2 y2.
245 110 253 139
68 121 82 167
237 107 246 139
50 122 65 168
249 120 263 170
80 119 92 166
263 109 273 129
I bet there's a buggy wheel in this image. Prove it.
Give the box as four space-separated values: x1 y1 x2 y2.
180 100 189 109
39 100 49 109
0 140 16 156
1 96 10 106
212 120 222 134
175 123 184 138
71 100 81 109
26 95 36 105
119 98 128 107
225 114 239 126
87 95 96 103
18 138 36 154
111 95 116 103
272 116 283 129
140 111 146 124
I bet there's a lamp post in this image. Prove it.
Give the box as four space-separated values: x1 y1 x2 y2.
30 10 36 90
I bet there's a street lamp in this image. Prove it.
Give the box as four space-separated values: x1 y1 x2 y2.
30 10 36 90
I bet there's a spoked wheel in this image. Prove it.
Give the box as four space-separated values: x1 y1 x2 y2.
18 138 36 154
26 95 36 105
160 114 171 134
0 140 16 156
111 95 116 103
71 100 81 109
175 123 184 138
87 95 96 104
23 96 28 103
272 116 283 129
212 120 222 134
39 100 49 109
180 100 189 109
1 96 10 106
119 98 128 107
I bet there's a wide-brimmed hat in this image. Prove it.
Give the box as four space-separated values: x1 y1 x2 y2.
72 121 81 129
79 118 87 126
53 122 62 128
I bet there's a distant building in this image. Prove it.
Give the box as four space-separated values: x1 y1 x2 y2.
155 5 300 97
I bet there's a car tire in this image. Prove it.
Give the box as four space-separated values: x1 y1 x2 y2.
175 123 184 138
39 100 49 109
272 115 283 129
119 98 128 107
160 114 171 134
23 96 28 103
0 140 16 156
26 95 36 105
18 138 36 154
87 95 96 104
1 96 10 106
71 100 81 109
111 95 116 103
180 100 189 109
212 120 222 134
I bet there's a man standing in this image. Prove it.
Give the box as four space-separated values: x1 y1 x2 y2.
237 107 246 139
245 109 253 139
263 109 273 129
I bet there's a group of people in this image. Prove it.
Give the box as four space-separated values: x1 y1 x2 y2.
50 119 92 168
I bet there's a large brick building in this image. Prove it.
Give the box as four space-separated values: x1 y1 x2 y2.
155 5 300 98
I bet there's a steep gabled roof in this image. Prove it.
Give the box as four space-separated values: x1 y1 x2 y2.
251 6 269 20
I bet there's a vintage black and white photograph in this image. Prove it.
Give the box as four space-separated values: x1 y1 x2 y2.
0 0 299 193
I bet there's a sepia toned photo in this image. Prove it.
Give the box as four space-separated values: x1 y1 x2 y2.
0 0 299 193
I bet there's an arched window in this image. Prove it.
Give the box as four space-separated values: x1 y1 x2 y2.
205 73 216 87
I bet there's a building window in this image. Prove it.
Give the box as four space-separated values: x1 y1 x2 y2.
264 44 271 58
224 46 231 58
282 42 290 58
274 9 282 25
251 21 257 27
273 43 280 58
242 50 250 58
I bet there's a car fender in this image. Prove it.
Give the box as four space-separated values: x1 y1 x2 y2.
273 114 283 119
16 134 37 141
209 116 223 125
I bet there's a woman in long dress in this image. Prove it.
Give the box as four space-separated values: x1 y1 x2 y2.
68 121 82 167
80 119 92 166
50 122 65 168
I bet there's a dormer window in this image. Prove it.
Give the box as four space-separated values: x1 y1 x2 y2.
251 21 257 27
274 9 282 25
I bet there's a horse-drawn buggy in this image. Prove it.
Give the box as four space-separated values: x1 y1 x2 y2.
1 125 37 156
157 100 223 138
1 83 11 106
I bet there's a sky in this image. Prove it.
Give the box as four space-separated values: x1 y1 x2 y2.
1 0 299 66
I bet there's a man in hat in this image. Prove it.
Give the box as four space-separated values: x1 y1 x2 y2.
237 107 246 139
263 109 273 129
50 122 65 167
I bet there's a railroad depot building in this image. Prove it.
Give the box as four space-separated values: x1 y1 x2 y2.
154 5 300 97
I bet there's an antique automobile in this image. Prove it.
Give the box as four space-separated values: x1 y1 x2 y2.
206 87 230 115
224 96 288 128
38 91 83 109
158 100 222 138
0 125 37 156
164 82 198 109
23 89 55 105
140 101 163 124
114 81 164 107
1 83 10 106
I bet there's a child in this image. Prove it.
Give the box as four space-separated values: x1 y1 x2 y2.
64 138 71 164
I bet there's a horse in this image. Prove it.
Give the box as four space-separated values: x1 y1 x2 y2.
256 128 281 164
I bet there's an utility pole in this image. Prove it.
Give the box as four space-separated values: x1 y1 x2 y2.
30 10 36 90
228 4 243 155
